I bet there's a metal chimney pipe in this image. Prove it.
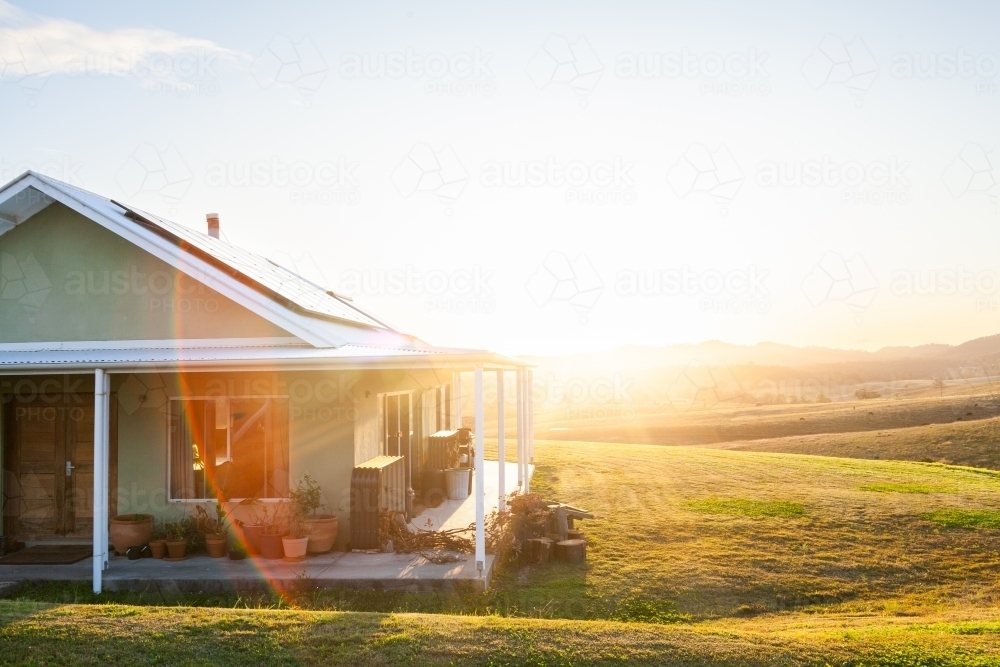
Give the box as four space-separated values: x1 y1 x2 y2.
206 213 220 239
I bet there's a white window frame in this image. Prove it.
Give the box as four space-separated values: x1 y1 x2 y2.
166 394 290 503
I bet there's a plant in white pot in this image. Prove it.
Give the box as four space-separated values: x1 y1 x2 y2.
290 475 338 553
280 503 309 562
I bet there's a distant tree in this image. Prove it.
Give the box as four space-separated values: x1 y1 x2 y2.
854 389 881 400
815 394 832 403
932 378 945 397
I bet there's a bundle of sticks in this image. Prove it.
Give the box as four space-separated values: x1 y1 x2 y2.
377 506 516 564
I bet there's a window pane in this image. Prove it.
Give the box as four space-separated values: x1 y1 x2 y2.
170 399 209 500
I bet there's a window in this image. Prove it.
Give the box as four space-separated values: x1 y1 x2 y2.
381 392 411 457
168 397 289 501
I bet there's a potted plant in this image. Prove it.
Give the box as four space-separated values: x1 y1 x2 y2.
291 475 338 554
281 504 309 562
230 497 264 555
196 505 229 558
258 505 286 560
228 543 247 560
164 519 189 560
148 522 167 559
109 513 154 554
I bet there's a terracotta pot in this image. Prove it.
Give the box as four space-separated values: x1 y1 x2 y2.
205 534 227 558
149 539 167 559
165 539 187 559
228 549 246 560
282 536 309 562
259 533 285 560
302 515 339 554
109 514 153 554
240 524 264 555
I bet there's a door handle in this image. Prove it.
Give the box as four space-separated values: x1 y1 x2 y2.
65 461 75 477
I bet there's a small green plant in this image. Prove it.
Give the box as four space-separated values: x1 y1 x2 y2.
164 520 188 542
290 475 325 518
194 504 231 537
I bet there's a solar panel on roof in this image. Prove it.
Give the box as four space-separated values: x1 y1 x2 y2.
141 211 386 328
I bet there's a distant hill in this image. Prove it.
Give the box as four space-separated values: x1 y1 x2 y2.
524 335 1000 371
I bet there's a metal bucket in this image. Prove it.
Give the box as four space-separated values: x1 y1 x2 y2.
445 468 470 500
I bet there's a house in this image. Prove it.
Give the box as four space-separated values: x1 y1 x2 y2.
0 171 534 593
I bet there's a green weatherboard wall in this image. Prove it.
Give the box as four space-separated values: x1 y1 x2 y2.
0 202 291 343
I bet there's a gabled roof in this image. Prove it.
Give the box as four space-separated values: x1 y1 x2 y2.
0 171 416 349
0 171 530 370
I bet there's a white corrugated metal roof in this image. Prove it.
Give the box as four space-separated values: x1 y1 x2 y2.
0 343 525 372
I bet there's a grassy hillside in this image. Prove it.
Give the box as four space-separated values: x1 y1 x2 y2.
705 415 1000 469
535 393 1000 448
15 440 1000 666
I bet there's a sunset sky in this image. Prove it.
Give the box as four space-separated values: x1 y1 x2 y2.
3 0 999 355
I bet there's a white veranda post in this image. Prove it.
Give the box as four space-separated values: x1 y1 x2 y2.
92 369 109 594
474 366 485 575
496 369 505 510
516 368 524 491
528 369 535 465
453 371 463 429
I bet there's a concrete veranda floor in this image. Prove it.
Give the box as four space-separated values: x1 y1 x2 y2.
0 461 532 594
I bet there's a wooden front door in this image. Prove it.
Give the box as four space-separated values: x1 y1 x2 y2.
3 395 116 540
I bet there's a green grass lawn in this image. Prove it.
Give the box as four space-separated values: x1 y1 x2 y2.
10 439 1000 664
2 601 1000 666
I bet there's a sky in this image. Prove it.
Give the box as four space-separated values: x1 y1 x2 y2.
2 0 999 356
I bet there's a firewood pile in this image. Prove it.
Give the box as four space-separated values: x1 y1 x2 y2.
377 506 513 564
